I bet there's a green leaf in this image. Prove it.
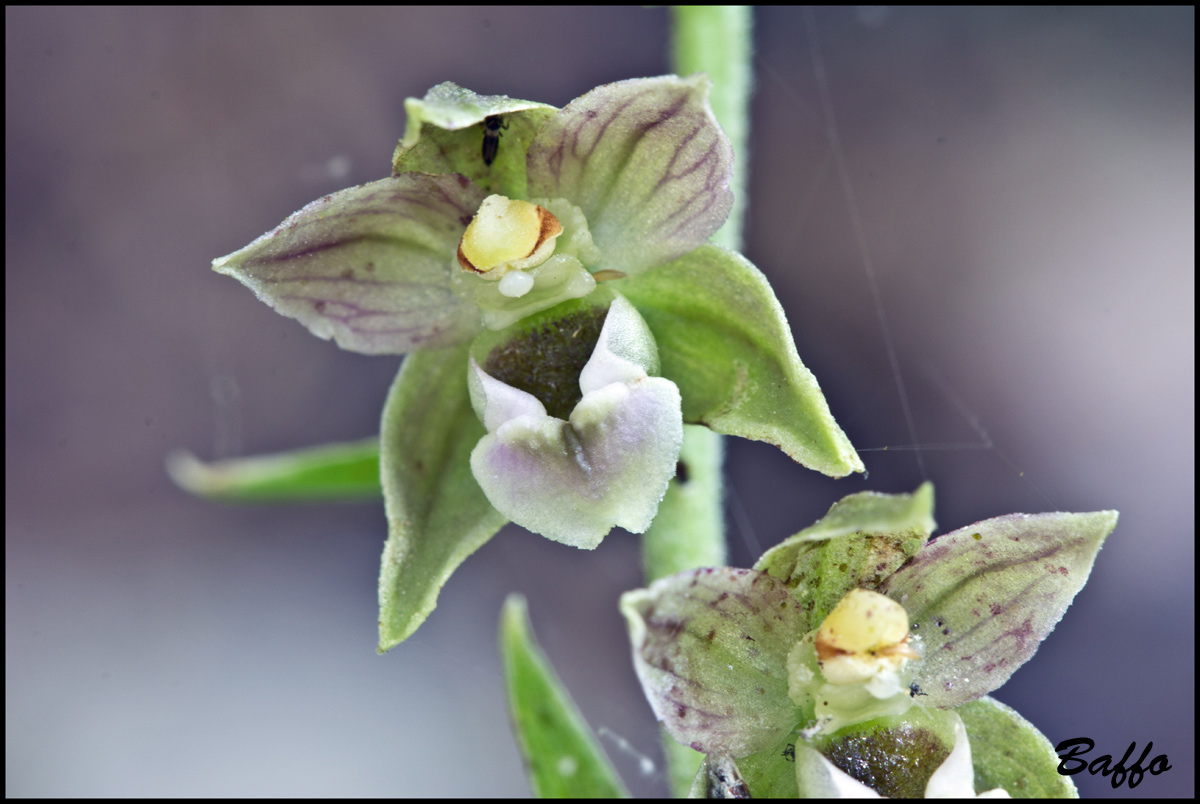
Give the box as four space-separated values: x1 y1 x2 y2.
166 438 381 501
499 594 629 798
754 484 935 629
618 245 863 477
958 696 1077 798
392 82 557 199
526 75 734 278
881 511 1118 708
620 567 807 758
213 174 486 355
377 345 507 651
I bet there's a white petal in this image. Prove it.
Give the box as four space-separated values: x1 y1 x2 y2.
579 295 659 393
924 715 1007 798
468 296 681 548
470 375 681 548
467 357 546 432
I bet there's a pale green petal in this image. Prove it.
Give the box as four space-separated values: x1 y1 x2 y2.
925 715 983 798
620 568 807 758
526 75 733 277
213 174 486 355
467 356 547 431
578 295 660 388
795 742 881 798
881 511 1118 708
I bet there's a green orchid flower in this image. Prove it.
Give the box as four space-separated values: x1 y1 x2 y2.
210 75 863 650
620 484 1117 797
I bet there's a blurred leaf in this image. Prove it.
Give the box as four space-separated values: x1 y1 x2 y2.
166 438 381 502
499 595 629 798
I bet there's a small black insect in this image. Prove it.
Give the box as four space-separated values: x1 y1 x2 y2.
910 682 927 697
482 115 507 166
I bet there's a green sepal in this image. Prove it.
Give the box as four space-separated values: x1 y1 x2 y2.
212 174 487 355
392 82 557 198
618 244 863 477
754 484 935 630
499 594 630 798
881 510 1118 708
377 345 508 652
958 696 1078 798
166 437 382 502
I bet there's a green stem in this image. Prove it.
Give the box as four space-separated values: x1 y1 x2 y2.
645 6 753 796
670 5 753 252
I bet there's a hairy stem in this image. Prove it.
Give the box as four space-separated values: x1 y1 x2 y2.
644 6 753 795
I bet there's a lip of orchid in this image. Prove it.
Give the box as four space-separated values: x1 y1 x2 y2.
466 295 682 549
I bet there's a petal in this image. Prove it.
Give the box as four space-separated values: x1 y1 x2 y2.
392 82 557 198
470 373 682 548
753 484 935 629
795 743 883 798
578 294 659 392
924 716 981 798
880 511 1118 708
526 75 733 276
467 356 547 431
619 567 807 758
213 174 486 355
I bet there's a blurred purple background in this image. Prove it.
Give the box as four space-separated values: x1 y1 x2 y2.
6 7 1192 797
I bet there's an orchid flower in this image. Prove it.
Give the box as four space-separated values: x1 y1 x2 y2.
620 484 1116 797
211 75 863 650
